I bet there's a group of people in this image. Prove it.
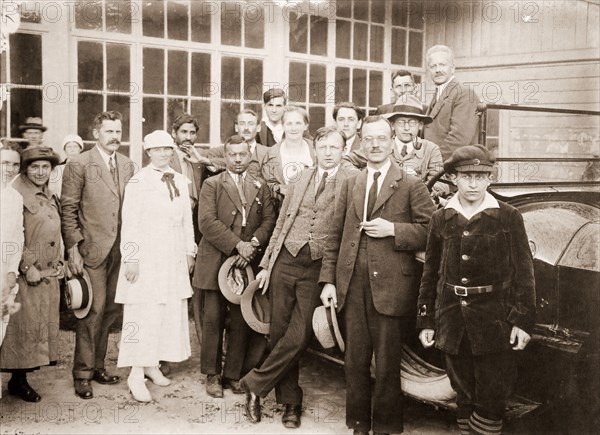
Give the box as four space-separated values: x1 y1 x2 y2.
0 44 536 435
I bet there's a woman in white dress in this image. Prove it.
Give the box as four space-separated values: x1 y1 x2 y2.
116 130 195 402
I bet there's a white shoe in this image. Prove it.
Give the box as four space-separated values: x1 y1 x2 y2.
127 377 152 402
144 366 171 386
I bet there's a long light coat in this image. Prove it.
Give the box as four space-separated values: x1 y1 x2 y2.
115 166 195 304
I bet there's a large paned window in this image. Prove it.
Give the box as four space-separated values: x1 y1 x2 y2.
1 33 43 140
142 0 211 42
390 1 424 67
77 40 131 155
288 61 327 136
288 11 328 56
75 0 133 34
220 2 264 48
220 56 264 141
141 48 211 142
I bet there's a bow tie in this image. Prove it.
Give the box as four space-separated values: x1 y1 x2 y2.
161 172 180 201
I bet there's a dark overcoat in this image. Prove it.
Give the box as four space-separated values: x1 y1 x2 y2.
416 201 536 355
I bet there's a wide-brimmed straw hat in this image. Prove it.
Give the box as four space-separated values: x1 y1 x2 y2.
65 269 93 319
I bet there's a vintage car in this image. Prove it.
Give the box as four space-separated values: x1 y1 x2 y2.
310 104 600 432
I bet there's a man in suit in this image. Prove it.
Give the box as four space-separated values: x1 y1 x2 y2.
423 45 480 160
193 135 276 398
333 102 364 156
256 88 286 147
61 110 136 399
193 109 269 178
319 116 435 435
241 126 352 427
375 70 417 115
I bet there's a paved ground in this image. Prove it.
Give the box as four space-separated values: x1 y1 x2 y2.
0 321 461 435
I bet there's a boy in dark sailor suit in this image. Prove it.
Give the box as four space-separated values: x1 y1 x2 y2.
417 145 536 435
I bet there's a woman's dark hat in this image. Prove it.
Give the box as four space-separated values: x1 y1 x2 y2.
443 144 496 174
20 146 60 172
380 95 433 124
19 117 47 132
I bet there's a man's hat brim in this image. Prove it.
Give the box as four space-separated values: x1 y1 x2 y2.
240 279 270 334
65 269 93 319
19 124 47 132
217 256 255 305
312 304 344 352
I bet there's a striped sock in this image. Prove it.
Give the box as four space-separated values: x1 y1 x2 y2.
457 417 471 435
468 411 502 435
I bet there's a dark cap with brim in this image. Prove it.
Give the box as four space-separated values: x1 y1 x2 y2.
443 145 496 174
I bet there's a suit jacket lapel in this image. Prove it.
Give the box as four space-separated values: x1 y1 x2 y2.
372 162 404 216
115 152 130 198
428 78 455 119
243 174 260 211
91 147 119 197
353 170 368 220
222 172 244 214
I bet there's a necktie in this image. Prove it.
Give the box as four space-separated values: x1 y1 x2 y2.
366 171 381 221
236 174 248 226
401 144 408 157
109 156 118 188
430 87 439 111
161 172 180 201
170 152 183 174
315 171 328 199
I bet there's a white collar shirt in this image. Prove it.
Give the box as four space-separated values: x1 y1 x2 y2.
363 159 391 221
96 145 116 170
445 190 499 220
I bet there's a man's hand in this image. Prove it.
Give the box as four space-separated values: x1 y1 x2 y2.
124 263 139 284
232 254 249 269
181 144 211 165
256 269 270 294
361 218 395 238
236 241 256 262
320 284 338 308
5 272 17 290
68 245 84 275
25 265 42 286
187 255 195 274
419 329 436 348
510 326 531 350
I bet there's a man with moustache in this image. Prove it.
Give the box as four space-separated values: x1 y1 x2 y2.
241 126 353 428
192 110 269 178
333 102 365 156
61 110 135 399
193 135 276 398
319 116 435 435
424 45 480 160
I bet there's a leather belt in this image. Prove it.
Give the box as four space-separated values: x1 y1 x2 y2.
445 280 512 297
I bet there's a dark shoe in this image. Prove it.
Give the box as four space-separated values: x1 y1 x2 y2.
206 374 223 398
74 379 94 400
241 380 261 423
93 369 120 385
282 404 302 428
159 361 171 376
222 378 244 394
8 376 41 402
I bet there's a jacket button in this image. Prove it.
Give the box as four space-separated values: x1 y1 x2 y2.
351 242 355 247
231 211 236 215
39 201 44 206
460 300 468 306
461 277 468 284
461 254 470 261
356 224 360 228
373 271 378 277
463 230 470 236
50 241 55 247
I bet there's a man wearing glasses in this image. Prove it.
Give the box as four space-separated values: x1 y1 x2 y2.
319 116 435 435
